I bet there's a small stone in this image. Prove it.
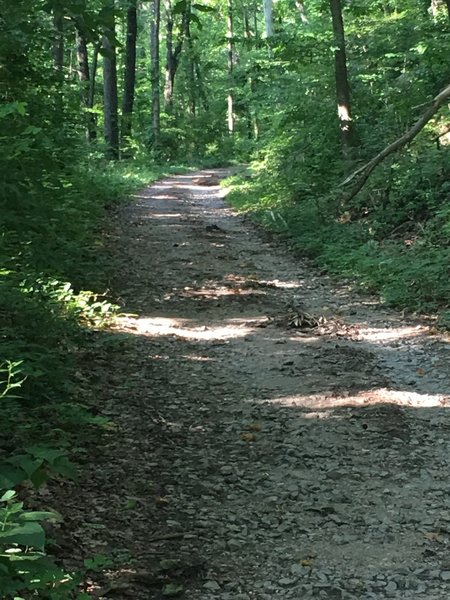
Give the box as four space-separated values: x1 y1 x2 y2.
227 538 242 549
220 465 233 475
291 564 308 576
440 571 450 581
279 577 297 586
385 581 398 595
203 581 221 592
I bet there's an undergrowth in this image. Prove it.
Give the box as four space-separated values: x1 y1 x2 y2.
0 142 196 597
226 142 450 325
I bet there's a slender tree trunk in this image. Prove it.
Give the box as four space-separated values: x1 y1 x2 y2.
185 9 196 116
194 61 209 111
164 0 176 110
53 9 64 72
89 43 100 116
329 0 356 156
122 0 138 142
243 8 259 139
263 0 273 37
341 83 450 201
227 0 234 134
75 30 90 90
150 0 161 149
76 29 97 141
103 1 119 158
295 0 308 23
164 0 190 111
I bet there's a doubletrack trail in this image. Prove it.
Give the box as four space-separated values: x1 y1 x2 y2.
72 169 450 599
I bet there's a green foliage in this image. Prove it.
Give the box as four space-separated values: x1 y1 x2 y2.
0 490 80 600
225 0 450 322
228 139 450 317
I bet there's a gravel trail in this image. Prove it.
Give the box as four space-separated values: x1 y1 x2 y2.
77 169 450 599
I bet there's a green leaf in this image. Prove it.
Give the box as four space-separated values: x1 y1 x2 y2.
192 3 215 12
53 456 78 481
18 511 61 523
25 447 66 464
172 0 187 15
0 465 27 489
0 522 45 549
0 490 16 502
7 455 43 478
30 467 48 489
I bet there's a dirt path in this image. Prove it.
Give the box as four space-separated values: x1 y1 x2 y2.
78 169 450 599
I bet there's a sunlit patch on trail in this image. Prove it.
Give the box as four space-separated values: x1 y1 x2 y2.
115 315 254 340
356 324 429 342
133 193 179 201
261 388 450 411
179 285 267 298
142 212 184 218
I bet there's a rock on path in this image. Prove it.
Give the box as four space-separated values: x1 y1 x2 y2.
77 169 450 599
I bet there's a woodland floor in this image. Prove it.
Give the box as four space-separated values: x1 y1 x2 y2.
63 169 450 599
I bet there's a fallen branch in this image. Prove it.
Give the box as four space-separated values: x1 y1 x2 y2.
340 82 450 203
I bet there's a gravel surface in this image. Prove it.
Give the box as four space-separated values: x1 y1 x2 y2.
69 169 450 599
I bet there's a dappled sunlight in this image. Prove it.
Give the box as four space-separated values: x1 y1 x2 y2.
180 285 267 299
115 315 255 340
133 194 179 201
262 387 450 412
142 212 184 218
357 324 430 342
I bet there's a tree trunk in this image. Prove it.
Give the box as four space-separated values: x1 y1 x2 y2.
243 8 259 139
185 9 196 116
76 29 97 141
295 0 308 23
263 0 273 37
75 29 90 91
103 2 119 158
150 0 161 149
341 83 450 201
53 9 64 72
329 0 356 156
164 0 176 110
227 0 234 134
122 0 138 142
89 43 100 120
164 0 190 111
194 61 209 111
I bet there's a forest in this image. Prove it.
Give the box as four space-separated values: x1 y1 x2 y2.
0 0 449 597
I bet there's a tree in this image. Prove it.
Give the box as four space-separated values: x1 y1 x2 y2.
341 82 450 201
329 0 356 156
102 0 119 158
122 0 138 143
164 0 190 110
150 0 161 148
76 28 97 140
227 0 235 134
52 4 65 72
263 0 273 37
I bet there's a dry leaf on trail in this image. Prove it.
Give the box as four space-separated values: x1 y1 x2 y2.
240 432 257 442
246 422 262 432
300 558 314 567
423 532 442 542
155 495 170 507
